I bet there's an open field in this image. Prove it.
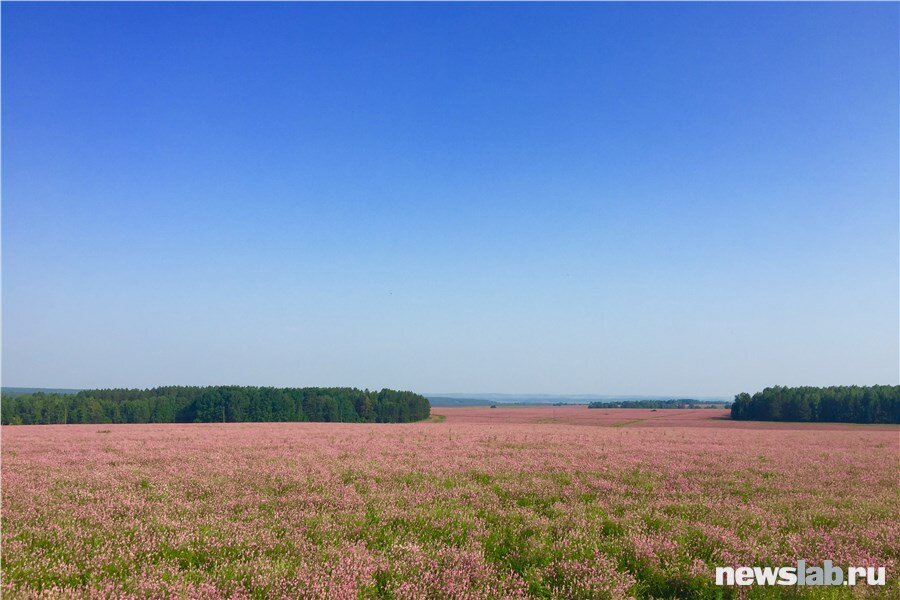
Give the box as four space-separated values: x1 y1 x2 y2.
2 408 897 598
435 406 900 430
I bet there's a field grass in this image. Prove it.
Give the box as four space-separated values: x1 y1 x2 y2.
2 407 897 598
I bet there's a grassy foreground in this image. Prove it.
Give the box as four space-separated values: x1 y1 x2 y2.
2 409 897 598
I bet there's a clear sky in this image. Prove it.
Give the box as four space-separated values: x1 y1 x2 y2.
3 3 898 396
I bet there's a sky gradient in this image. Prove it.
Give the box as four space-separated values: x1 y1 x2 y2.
3 3 898 396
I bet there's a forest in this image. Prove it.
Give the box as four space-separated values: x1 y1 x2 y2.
730 385 899 424
0 386 430 425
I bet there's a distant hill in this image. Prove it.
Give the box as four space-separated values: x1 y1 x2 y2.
2 387 81 397
426 396 495 407
426 393 730 406
588 399 729 409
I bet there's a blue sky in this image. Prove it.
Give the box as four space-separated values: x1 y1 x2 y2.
3 3 897 396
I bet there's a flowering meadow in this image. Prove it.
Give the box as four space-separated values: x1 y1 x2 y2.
2 407 897 598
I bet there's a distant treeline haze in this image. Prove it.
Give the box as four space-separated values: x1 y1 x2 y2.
730 385 899 424
0 387 430 425
588 399 727 409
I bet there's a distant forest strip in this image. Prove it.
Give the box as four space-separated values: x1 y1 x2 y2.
0 386 430 425
730 385 899 424
588 399 728 409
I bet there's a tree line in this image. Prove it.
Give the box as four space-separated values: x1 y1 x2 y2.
0 386 430 425
730 385 899 424
588 399 728 409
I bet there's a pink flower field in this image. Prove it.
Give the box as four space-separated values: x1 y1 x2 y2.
2 407 897 598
